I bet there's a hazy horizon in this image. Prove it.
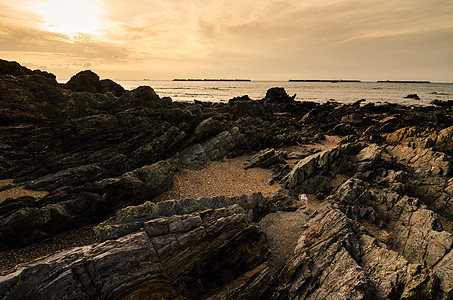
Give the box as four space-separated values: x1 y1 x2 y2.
1 0 452 82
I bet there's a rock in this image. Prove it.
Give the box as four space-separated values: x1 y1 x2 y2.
434 125 453 154
244 148 286 169
95 192 272 242
270 203 375 299
180 143 210 170
66 70 125 96
341 113 363 125
282 143 362 193
329 178 373 205
359 234 435 299
228 95 252 104
431 99 453 108
120 86 171 108
0 200 270 299
433 249 453 298
392 204 453 268
387 145 451 176
268 164 290 185
224 98 270 120
286 148 321 159
98 79 125 97
405 94 420 100
3 59 453 299
331 122 358 135
180 129 238 170
0 157 179 250
262 87 295 104
189 117 225 144
24 163 106 191
0 59 56 80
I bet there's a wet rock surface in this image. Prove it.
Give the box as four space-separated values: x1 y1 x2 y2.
1 60 453 299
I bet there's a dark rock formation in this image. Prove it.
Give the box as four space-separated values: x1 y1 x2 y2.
0 196 269 299
262 87 296 104
0 157 179 249
0 59 56 80
431 99 453 108
404 93 420 100
244 148 286 169
2 59 453 299
65 70 125 96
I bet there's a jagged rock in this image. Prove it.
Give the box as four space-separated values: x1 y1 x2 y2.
434 125 453 154
341 113 363 125
244 148 286 170
95 193 271 242
286 148 321 159
62 92 121 118
431 99 453 108
228 95 252 104
359 234 435 299
387 145 451 176
23 163 106 191
180 129 239 170
120 86 171 108
392 200 453 268
270 203 375 299
329 178 373 205
405 94 420 100
282 143 362 193
0 157 179 250
65 70 125 96
3 59 453 299
188 117 226 144
223 98 270 120
262 87 295 104
0 59 56 80
0 198 269 299
268 164 290 185
433 249 453 299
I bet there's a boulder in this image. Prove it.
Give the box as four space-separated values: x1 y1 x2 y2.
65 70 125 96
286 148 321 159
244 148 286 169
120 86 170 108
404 94 420 100
180 129 239 170
262 87 295 104
434 125 453 154
282 143 362 193
341 113 363 125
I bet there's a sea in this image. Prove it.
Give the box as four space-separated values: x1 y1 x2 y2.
116 80 453 106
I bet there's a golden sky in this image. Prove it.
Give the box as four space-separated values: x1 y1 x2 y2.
1 0 452 81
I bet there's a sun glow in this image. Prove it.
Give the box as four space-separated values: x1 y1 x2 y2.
33 0 105 38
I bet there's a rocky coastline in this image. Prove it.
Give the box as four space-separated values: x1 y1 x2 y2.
1 59 453 299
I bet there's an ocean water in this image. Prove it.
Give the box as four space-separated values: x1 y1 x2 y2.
117 80 453 106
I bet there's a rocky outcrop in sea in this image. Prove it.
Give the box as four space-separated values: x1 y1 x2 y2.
1 59 453 299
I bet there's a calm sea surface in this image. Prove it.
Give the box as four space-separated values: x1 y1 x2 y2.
116 80 453 106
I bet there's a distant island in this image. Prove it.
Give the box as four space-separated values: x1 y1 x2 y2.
377 80 431 83
289 79 361 83
173 78 251 82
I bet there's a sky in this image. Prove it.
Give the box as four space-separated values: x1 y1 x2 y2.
0 0 452 82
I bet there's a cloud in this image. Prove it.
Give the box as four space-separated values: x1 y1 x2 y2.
0 0 452 80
